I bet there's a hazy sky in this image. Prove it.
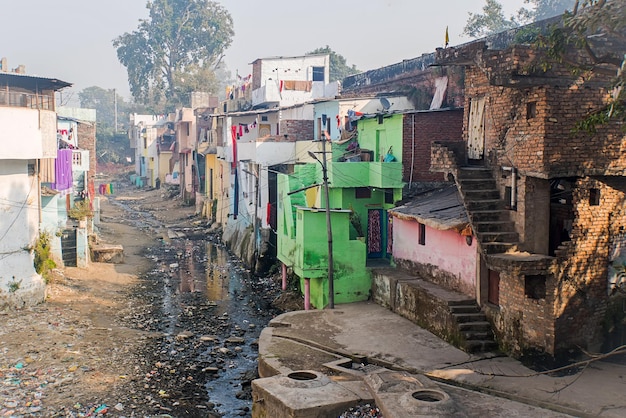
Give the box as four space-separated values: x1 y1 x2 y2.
1 0 527 103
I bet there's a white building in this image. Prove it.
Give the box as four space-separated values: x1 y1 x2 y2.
0 70 71 308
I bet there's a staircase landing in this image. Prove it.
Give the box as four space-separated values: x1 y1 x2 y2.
371 267 498 353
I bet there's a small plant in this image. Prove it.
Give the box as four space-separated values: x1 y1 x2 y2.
33 232 56 283
68 200 93 220
8 277 21 293
349 206 364 237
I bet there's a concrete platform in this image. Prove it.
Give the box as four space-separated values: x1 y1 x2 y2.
90 244 124 263
257 302 626 417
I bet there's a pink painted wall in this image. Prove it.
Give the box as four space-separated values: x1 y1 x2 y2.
393 218 477 296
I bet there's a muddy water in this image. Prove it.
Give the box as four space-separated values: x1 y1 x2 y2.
111 195 280 417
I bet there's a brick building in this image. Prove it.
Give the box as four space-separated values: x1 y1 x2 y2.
431 38 626 357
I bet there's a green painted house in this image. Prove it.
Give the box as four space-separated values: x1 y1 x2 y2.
277 99 409 308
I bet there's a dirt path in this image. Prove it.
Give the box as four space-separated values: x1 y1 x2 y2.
0 182 199 416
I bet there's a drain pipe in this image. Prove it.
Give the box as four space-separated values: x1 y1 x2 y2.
282 263 287 291
304 278 311 310
409 114 415 188
502 166 517 209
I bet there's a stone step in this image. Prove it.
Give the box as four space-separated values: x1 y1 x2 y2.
459 167 493 179
459 178 497 190
473 221 516 233
463 189 501 200
467 199 505 211
447 299 477 307
470 210 511 222
464 340 499 353
463 331 494 341
477 231 519 243
453 312 487 323
449 305 480 314
458 321 492 332
481 242 518 254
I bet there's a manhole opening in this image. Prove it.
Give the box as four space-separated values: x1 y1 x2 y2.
412 390 445 402
287 371 318 381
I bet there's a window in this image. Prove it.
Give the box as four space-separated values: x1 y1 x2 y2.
384 190 394 204
312 66 325 82
488 270 500 305
418 223 426 245
525 275 546 300
526 102 537 119
355 187 371 199
589 188 600 206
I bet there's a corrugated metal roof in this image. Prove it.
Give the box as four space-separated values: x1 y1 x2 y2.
389 185 469 231
0 72 72 90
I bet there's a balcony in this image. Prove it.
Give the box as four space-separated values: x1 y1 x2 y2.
328 161 403 189
0 90 54 110
0 106 57 159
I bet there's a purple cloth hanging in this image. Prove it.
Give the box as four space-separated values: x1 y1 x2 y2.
53 149 73 192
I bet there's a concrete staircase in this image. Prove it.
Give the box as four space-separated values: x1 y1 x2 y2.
457 166 518 254
449 300 498 353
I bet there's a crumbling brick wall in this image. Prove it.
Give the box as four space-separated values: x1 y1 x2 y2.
77 122 96 199
551 177 626 353
279 119 313 141
461 45 625 355
402 109 463 183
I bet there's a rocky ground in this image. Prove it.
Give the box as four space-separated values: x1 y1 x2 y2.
0 175 302 417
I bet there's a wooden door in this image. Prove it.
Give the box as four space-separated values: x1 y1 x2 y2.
468 97 486 160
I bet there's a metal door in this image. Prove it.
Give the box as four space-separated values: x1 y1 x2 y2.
61 228 77 267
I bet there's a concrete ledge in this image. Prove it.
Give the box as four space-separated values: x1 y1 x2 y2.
90 245 124 263
372 269 472 346
252 371 363 418
364 371 459 417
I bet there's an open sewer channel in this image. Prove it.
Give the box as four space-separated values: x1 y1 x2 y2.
111 195 282 417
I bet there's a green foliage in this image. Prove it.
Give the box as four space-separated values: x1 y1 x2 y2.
33 233 56 283
464 0 520 38
538 0 626 129
113 0 234 111
306 46 360 82
68 200 93 220
464 0 575 38
79 86 141 165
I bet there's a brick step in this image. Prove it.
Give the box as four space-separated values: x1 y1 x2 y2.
477 231 519 243
458 321 492 332
467 199 505 211
470 210 511 222
463 189 501 200
464 340 499 353
453 312 487 323
473 221 516 233
481 242 518 254
449 305 480 314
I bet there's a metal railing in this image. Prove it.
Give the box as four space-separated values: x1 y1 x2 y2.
0 90 54 110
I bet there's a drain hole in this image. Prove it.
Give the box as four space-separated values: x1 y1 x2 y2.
287 371 318 381
412 390 445 402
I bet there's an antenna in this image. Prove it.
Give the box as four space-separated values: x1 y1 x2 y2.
380 97 391 111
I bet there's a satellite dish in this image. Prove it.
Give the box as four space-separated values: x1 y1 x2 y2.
380 97 391 111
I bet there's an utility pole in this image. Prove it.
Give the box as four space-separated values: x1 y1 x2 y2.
113 88 118 134
322 137 334 309
309 137 334 309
